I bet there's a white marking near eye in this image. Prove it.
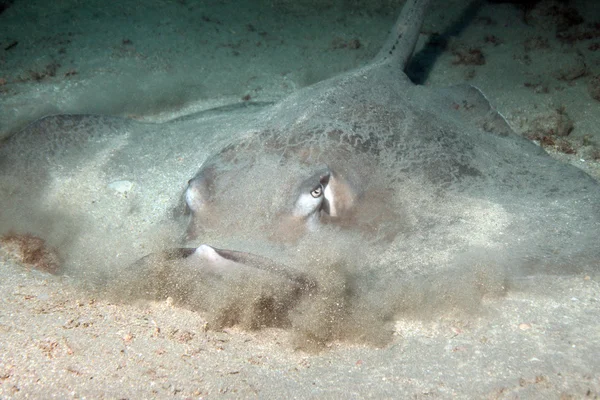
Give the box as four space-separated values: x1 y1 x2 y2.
293 192 322 218
185 187 201 210
185 174 211 213
324 183 337 217
186 181 210 213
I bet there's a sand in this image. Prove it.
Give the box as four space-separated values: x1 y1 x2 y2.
1 0 599 398
1 258 599 398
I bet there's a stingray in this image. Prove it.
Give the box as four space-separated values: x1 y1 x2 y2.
1 0 599 346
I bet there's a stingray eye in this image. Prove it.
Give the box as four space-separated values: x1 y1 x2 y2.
310 184 323 198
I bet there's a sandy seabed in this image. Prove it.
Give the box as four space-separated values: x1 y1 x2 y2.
1 258 599 398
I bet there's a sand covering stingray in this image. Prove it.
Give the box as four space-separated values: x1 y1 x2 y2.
0 0 599 348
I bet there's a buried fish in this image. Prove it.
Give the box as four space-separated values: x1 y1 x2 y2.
1 0 599 347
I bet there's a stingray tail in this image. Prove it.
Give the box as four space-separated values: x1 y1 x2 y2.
374 0 431 70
